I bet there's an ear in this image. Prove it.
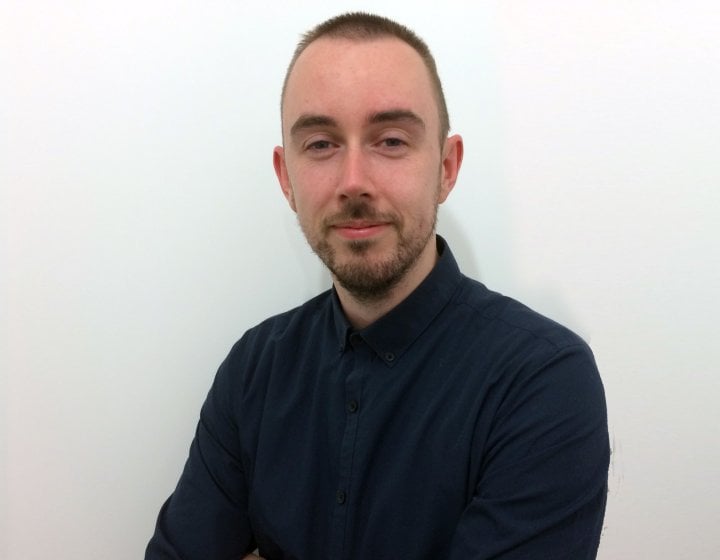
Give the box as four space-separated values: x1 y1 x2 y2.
273 146 297 212
438 134 464 203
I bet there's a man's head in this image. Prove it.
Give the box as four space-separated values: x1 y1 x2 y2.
280 12 450 146
273 13 463 304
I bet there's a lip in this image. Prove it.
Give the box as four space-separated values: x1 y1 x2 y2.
331 221 389 240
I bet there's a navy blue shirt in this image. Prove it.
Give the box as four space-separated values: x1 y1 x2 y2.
147 237 609 559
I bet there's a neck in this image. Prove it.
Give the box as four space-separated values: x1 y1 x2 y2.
335 236 439 329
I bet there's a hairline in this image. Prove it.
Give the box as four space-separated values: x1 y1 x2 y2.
280 15 450 146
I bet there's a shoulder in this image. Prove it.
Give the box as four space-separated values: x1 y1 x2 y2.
444 276 601 397
248 289 332 337
451 278 607 449
227 289 333 360
453 276 588 353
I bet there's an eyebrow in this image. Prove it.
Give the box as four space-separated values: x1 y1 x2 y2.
289 109 426 139
289 115 339 138
367 109 426 130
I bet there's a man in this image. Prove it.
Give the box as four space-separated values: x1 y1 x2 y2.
147 12 609 560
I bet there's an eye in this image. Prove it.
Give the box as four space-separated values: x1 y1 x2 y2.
306 140 333 151
381 137 406 148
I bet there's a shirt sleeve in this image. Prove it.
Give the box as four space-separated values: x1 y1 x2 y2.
145 353 255 559
447 343 609 559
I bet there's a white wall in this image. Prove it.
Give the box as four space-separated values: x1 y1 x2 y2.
2 1 718 558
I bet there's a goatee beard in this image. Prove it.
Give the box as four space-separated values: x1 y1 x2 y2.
305 199 437 303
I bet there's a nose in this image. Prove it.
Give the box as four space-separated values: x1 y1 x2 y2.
337 145 372 200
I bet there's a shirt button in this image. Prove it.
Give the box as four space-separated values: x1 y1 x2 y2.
384 352 395 362
336 490 346 505
347 400 359 413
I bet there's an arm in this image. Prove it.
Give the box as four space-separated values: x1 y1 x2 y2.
146 354 256 559
448 344 609 559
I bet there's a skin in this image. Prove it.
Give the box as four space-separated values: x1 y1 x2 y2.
273 36 463 328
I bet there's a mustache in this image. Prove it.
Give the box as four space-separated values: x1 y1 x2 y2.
323 200 398 228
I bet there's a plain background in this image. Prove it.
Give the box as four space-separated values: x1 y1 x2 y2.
2 1 719 558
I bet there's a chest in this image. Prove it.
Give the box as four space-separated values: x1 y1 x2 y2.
241 342 495 559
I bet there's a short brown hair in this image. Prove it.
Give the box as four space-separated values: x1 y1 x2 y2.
281 12 450 144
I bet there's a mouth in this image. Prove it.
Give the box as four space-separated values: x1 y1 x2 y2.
330 221 390 240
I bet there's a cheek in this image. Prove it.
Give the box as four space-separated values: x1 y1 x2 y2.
289 164 336 203
289 185 327 227
285 176 315 214
392 167 442 209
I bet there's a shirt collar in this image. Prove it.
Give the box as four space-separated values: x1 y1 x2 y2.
332 235 464 366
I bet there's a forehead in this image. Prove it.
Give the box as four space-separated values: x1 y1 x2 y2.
282 37 439 133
